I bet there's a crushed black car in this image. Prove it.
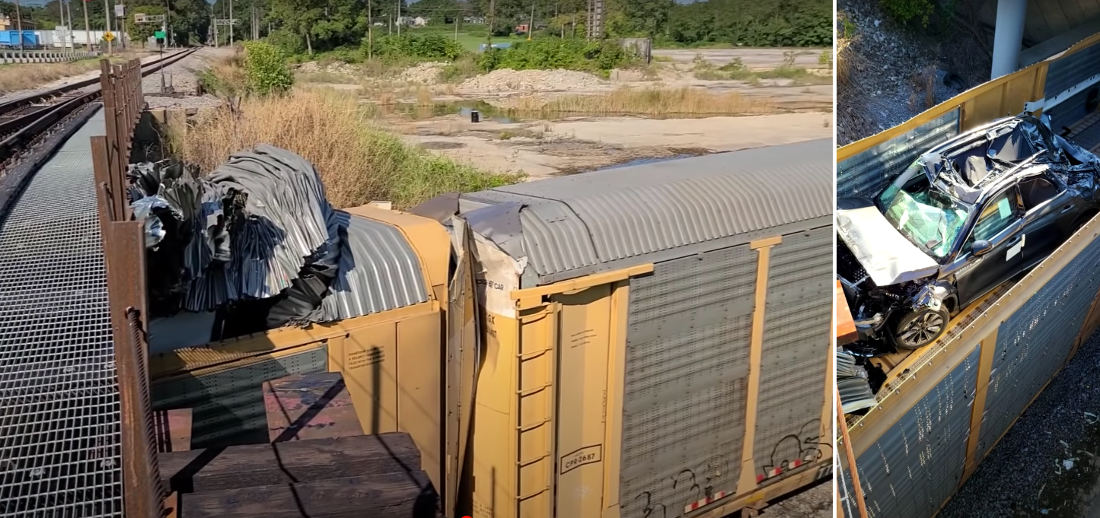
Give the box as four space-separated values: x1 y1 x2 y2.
838 115 1100 350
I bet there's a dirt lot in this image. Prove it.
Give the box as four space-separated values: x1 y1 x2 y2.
302 47 832 178
394 111 831 178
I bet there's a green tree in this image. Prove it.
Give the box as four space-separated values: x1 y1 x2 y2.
126 5 166 47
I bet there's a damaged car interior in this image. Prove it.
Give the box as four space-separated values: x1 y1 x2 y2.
838 114 1100 401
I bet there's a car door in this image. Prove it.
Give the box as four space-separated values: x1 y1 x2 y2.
1018 173 1081 268
954 186 1025 306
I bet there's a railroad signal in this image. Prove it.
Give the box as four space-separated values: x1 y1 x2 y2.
103 31 115 42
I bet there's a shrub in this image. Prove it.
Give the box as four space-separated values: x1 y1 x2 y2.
169 90 521 209
880 0 934 27
440 54 480 83
371 34 464 61
242 41 294 95
478 38 634 73
197 51 248 97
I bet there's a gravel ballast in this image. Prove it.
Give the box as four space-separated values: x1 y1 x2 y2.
941 330 1100 517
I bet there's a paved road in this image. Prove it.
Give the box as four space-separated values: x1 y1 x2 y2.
652 47 830 69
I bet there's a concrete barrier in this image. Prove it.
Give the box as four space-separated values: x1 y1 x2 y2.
0 49 99 65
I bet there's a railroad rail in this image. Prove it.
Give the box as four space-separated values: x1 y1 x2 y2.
0 48 196 161
0 52 183 517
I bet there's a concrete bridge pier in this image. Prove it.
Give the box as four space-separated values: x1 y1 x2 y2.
991 0 1028 79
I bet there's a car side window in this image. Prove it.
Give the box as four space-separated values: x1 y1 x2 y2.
1018 176 1061 210
971 188 1021 243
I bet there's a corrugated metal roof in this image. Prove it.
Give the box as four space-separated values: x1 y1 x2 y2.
320 212 429 321
464 139 832 285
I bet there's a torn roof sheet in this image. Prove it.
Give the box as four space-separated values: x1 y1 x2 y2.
460 139 833 285
319 211 429 321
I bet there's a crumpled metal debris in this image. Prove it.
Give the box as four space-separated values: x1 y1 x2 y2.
129 146 341 315
131 195 174 248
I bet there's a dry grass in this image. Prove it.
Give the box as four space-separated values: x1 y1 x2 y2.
198 51 249 97
0 51 152 93
509 87 778 116
168 89 521 208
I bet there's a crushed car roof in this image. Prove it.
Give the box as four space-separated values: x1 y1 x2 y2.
918 115 1100 204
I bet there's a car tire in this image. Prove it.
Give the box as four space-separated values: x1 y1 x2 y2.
892 307 949 350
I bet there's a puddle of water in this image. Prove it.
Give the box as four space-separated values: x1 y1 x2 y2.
379 100 524 123
374 99 774 122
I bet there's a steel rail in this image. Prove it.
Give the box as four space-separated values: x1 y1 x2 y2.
0 47 198 159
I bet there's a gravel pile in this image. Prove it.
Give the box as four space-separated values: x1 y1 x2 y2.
297 60 360 76
837 0 990 145
399 62 446 84
458 68 607 93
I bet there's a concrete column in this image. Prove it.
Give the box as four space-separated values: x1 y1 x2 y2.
991 0 1028 79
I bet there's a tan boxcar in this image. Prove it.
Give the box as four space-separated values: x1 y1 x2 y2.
150 142 833 518
451 140 834 518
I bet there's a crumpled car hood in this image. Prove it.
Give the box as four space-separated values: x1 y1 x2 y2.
837 201 940 286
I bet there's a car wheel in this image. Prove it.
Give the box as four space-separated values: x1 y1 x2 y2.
892 307 949 350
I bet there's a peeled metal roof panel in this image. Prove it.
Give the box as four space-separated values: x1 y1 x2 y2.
517 202 599 277
468 139 832 282
320 212 429 321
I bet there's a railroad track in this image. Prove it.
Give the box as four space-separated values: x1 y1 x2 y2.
0 47 198 160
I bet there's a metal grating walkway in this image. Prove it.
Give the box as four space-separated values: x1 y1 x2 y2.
0 108 122 517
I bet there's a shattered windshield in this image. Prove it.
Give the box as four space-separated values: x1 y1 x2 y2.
877 163 971 259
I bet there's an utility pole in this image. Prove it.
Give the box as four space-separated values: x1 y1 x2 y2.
117 4 125 49
14 0 22 52
229 0 234 45
165 0 171 48
66 0 75 56
367 0 373 59
212 2 217 47
527 1 534 41
395 0 400 36
82 0 91 50
103 0 112 54
487 0 494 45
58 0 66 51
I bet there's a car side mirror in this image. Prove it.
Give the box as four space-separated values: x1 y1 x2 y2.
972 240 993 256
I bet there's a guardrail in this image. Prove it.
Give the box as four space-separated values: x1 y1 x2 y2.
0 49 99 64
90 57 162 518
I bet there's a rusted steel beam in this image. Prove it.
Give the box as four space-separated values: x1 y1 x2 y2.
97 57 159 518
